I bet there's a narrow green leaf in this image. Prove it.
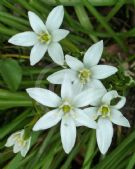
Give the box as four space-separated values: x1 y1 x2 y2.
0 59 22 91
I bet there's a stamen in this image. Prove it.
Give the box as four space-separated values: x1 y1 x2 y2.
99 105 110 117
38 33 51 43
79 68 91 84
62 105 71 113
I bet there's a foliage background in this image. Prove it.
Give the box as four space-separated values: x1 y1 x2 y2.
0 0 135 169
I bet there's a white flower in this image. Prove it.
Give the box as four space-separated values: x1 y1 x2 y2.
5 130 31 157
47 40 118 90
26 76 105 154
8 6 69 66
84 90 130 154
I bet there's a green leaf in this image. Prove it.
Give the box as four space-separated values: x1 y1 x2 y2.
0 59 22 91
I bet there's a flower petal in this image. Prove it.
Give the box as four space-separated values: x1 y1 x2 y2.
84 107 98 120
72 80 83 95
102 90 118 105
83 40 103 67
74 109 97 129
8 32 37 46
84 79 107 92
47 69 77 84
5 131 21 147
52 29 69 42
30 42 47 66
33 109 62 131
46 6 64 32
65 55 84 71
96 118 113 154
60 115 76 154
61 74 73 99
74 88 105 107
13 143 22 153
111 109 130 127
91 65 118 79
48 42 64 65
21 137 31 157
28 11 47 34
111 96 126 109
26 88 61 107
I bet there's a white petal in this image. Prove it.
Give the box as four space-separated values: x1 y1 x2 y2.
47 69 77 84
46 6 64 32
8 32 37 47
96 118 113 154
13 143 22 153
48 42 64 65
83 40 103 67
5 131 22 147
61 74 73 99
74 88 105 107
74 109 97 129
60 115 76 154
91 65 118 79
111 109 130 127
84 79 107 92
26 88 61 107
111 96 126 109
84 107 98 120
102 90 118 105
33 109 62 131
72 80 83 95
30 43 47 66
28 11 47 34
52 29 69 42
21 137 31 157
65 55 84 71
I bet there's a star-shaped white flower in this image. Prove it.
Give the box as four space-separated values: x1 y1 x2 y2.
84 90 130 154
5 130 31 157
26 77 105 153
47 40 118 90
8 6 69 66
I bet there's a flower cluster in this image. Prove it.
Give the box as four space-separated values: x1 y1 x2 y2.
5 5 130 157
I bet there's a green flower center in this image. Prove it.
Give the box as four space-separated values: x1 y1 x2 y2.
62 105 71 113
79 68 91 84
39 33 51 43
99 105 110 117
14 135 25 146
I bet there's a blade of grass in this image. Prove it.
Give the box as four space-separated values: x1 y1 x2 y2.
126 151 135 169
42 0 119 6
93 130 135 169
0 108 32 139
83 0 128 52
0 100 32 109
74 5 98 42
30 127 57 168
82 131 96 169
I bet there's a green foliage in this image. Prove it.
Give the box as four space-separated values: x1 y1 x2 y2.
0 59 22 91
0 0 135 169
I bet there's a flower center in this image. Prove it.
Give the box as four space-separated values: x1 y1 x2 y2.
14 135 25 146
38 33 51 43
62 105 71 113
79 68 91 84
99 105 110 117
